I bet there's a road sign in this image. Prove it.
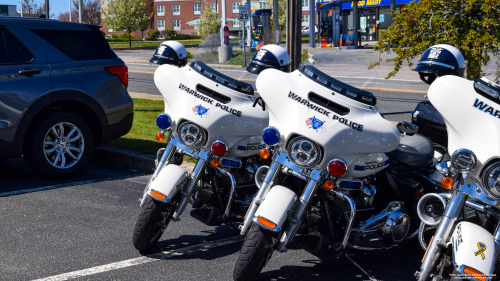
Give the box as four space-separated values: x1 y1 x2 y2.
239 6 249 22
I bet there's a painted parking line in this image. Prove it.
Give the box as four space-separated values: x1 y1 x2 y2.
33 235 244 281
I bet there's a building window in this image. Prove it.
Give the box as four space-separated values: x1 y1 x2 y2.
158 20 165 31
301 14 309 26
172 4 180 15
210 3 218 12
232 17 239 27
259 1 266 8
232 2 239 13
173 19 181 30
194 3 201 15
107 28 114 32
157 5 164 16
302 0 309 10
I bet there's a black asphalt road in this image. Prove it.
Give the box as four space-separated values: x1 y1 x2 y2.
0 158 424 281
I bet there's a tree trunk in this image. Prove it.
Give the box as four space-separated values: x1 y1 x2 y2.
128 28 132 47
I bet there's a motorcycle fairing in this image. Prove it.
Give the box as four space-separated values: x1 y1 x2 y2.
451 221 496 277
154 62 268 158
428 76 500 178
255 68 399 170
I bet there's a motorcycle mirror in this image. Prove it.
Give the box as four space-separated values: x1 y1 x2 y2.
397 121 418 136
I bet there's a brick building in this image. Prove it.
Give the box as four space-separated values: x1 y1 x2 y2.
101 0 315 39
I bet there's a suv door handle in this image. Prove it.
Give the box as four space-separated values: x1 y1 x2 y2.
19 68 42 76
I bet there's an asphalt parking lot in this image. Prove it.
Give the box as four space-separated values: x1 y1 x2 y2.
0 49 429 281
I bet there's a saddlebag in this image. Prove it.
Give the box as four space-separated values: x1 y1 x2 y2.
411 101 448 147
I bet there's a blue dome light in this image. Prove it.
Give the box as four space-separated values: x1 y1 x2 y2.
156 113 171 130
262 127 280 146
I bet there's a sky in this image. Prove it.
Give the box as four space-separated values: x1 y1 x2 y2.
3 0 71 18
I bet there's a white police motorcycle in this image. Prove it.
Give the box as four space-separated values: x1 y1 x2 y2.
415 55 500 281
132 42 290 251
231 52 455 280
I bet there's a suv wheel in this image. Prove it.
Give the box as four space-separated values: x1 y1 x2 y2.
24 110 93 179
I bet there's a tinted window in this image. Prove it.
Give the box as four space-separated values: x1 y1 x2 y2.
32 26 117 61
0 27 34 65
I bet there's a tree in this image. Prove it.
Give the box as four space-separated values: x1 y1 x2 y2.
20 0 53 18
265 0 286 32
57 0 100 24
370 0 500 79
195 4 219 40
102 0 152 47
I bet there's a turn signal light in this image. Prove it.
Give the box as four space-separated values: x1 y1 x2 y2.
257 216 276 230
328 159 347 178
150 189 166 200
463 266 487 281
324 180 335 191
441 177 455 189
211 141 228 157
156 132 165 142
259 149 270 160
210 159 219 168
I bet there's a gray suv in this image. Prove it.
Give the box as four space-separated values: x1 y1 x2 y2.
0 17 133 179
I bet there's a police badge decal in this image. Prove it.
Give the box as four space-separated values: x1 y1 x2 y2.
428 47 442 59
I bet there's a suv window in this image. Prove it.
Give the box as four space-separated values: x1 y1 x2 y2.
31 26 117 61
0 27 34 65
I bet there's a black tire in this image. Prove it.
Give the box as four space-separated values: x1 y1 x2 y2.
233 223 274 281
132 195 175 251
24 110 93 180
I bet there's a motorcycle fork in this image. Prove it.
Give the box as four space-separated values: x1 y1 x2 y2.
418 190 467 281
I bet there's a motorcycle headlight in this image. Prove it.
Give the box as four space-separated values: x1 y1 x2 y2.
451 149 477 173
287 137 322 168
481 161 500 199
178 122 206 148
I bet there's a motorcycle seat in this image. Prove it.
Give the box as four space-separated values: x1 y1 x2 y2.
387 133 434 167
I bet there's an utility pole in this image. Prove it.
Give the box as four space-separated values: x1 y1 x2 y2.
69 0 71 22
273 0 279 44
353 0 358 48
286 0 301 71
20 0 22 16
308 0 315 48
78 0 82 23
45 0 49 19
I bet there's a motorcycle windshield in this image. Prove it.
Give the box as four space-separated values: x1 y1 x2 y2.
256 51 399 170
428 56 500 177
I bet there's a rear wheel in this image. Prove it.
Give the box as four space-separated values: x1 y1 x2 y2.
233 223 274 281
132 195 177 251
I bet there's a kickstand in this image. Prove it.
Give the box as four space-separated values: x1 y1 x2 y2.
345 254 377 281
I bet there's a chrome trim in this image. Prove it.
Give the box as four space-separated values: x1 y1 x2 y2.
451 149 477 173
262 126 280 146
252 215 282 232
481 160 500 200
328 158 347 178
219 167 237 221
458 177 500 209
331 189 356 251
286 136 323 169
177 121 207 149
418 60 455 69
283 167 308 181
211 140 229 157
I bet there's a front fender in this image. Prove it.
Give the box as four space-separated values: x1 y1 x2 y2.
146 164 188 203
253 185 297 231
451 221 496 277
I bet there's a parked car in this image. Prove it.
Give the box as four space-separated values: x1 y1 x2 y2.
0 17 134 179
301 25 318 36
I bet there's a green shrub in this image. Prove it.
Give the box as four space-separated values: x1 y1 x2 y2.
111 33 119 38
147 29 160 40
119 32 135 39
106 38 143 42
163 30 177 40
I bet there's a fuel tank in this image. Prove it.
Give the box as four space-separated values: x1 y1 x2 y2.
154 62 268 157
256 66 399 170
428 76 500 177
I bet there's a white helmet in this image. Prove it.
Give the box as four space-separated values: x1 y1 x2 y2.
246 44 290 74
150 41 188 67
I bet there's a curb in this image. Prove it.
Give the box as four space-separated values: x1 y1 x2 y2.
206 64 245 70
92 146 196 173
112 44 199 51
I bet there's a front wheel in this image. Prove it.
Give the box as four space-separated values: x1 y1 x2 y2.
132 195 176 251
233 223 275 281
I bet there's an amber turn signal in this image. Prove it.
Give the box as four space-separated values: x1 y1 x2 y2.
210 159 219 168
257 216 276 230
463 266 487 281
150 189 166 200
441 177 455 189
259 149 270 160
324 180 335 191
156 132 165 142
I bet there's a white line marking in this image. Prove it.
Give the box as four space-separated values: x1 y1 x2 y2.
33 236 243 281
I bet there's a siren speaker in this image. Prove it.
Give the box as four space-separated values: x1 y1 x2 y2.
255 166 269 189
417 193 447 226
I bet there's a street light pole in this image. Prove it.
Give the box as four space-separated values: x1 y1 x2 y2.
78 0 82 23
69 0 71 22
45 0 49 19
20 0 23 16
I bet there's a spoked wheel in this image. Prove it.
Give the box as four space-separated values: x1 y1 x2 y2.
132 195 178 252
233 223 275 281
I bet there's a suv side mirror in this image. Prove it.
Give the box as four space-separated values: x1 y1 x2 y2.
397 121 418 136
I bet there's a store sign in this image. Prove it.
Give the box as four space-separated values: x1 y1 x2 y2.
342 0 419 9
379 14 385 22
0 5 8 16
